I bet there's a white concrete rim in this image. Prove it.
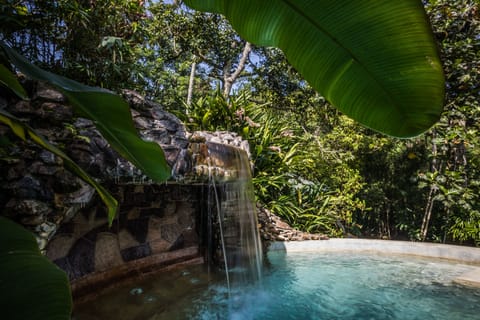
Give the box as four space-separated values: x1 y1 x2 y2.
268 238 480 265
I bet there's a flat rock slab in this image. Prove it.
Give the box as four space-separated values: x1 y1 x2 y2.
454 268 480 288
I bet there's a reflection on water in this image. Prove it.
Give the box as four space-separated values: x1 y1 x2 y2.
74 251 480 320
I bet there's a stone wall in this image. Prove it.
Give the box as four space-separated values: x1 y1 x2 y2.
45 183 204 281
0 80 255 293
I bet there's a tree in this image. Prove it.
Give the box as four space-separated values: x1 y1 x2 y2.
134 1 256 111
0 1 446 318
0 0 147 90
350 0 480 244
417 0 480 244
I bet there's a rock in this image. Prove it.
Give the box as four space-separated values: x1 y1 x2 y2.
62 181 95 206
157 119 178 132
30 161 61 176
257 206 329 242
144 128 170 143
36 238 48 252
5 198 52 216
53 169 81 193
133 116 150 130
6 162 26 180
36 220 57 233
68 134 113 177
15 175 54 201
38 102 73 124
33 81 65 102
11 100 36 115
21 149 38 160
21 214 46 226
172 136 189 149
39 150 59 165
122 89 149 110
74 118 94 129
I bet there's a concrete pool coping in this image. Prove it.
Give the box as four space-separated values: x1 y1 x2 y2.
268 239 480 288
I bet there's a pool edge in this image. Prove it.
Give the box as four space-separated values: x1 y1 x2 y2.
454 268 480 288
268 239 480 264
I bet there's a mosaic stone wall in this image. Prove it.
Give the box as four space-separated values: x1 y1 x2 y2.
46 183 205 281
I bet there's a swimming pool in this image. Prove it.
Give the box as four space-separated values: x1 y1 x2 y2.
73 249 480 319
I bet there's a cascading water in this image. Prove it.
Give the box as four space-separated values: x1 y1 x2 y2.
209 173 231 293
204 142 263 289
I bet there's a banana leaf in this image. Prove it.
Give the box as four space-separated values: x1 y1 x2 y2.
0 42 171 182
0 217 72 320
184 0 445 137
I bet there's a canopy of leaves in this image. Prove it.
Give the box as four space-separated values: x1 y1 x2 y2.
185 0 445 137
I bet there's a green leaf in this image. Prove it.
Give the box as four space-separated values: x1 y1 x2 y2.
0 109 118 225
0 64 28 99
0 217 72 320
184 0 445 137
0 41 171 181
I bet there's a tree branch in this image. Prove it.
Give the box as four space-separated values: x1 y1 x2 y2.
223 41 252 97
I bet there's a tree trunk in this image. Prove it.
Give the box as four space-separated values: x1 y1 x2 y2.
420 185 436 241
186 60 197 108
420 129 439 241
223 42 252 98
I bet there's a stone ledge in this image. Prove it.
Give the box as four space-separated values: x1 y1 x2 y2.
454 268 480 288
72 246 202 304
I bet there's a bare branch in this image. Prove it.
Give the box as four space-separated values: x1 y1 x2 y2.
223 42 252 97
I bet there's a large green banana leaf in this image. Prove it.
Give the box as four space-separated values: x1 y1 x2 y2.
0 109 119 225
0 42 171 181
184 0 445 137
0 216 72 320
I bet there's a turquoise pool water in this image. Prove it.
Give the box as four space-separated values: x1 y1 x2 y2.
73 251 480 319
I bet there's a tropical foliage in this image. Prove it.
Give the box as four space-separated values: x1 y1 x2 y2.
0 0 478 318
0 216 71 320
0 1 477 238
0 0 477 241
177 0 479 244
184 0 445 137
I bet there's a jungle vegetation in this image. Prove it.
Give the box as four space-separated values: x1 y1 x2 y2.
1 0 478 246
0 1 478 318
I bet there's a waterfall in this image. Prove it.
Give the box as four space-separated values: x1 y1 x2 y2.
204 142 263 287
